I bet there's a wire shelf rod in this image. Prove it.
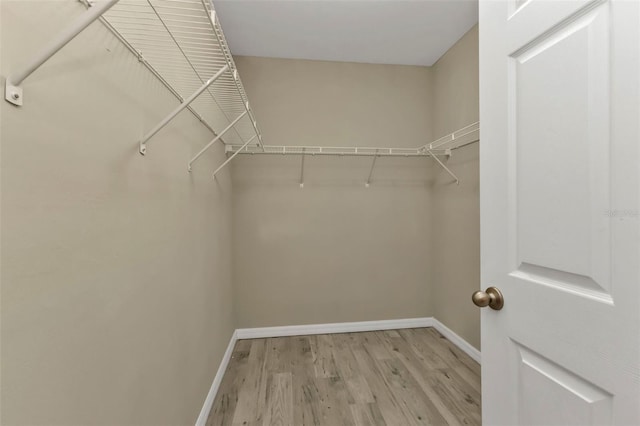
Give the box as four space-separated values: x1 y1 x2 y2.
94 12 219 137
225 146 435 157
117 36 223 49
212 135 257 178
144 0 241 144
188 110 248 171
428 149 459 184
365 150 379 188
299 148 306 188
101 0 262 148
139 64 229 155
202 2 263 148
225 122 479 159
5 0 120 106
426 121 479 150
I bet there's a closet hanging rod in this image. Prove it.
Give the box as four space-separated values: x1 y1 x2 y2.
224 122 478 185
5 0 120 106
188 110 248 171
225 121 479 158
139 64 229 155
224 146 443 157
212 135 257 178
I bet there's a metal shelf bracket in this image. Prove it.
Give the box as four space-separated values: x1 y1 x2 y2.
428 149 459 185
365 150 379 188
139 65 229 155
300 149 306 188
188 110 248 172
4 0 120 106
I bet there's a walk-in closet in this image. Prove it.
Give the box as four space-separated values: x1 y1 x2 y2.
2 0 639 425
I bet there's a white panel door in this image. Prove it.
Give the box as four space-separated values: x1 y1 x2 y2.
479 0 639 424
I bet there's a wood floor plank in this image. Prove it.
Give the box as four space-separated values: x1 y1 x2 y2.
350 403 387 426
208 327 481 426
345 375 376 404
310 334 340 378
398 328 451 370
231 339 269 426
331 333 362 380
294 378 323 426
207 339 253 426
423 328 481 376
352 340 415 425
262 372 294 426
360 331 396 361
314 377 357 425
381 330 469 426
374 356 448 425
426 369 482 425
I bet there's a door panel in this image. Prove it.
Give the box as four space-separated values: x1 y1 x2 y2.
480 0 639 424
509 1 611 297
516 342 613 426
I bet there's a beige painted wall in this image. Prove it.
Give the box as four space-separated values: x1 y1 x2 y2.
232 57 434 327
1 7 481 422
1 2 234 424
430 25 481 349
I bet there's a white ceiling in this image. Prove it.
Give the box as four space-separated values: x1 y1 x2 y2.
213 0 478 67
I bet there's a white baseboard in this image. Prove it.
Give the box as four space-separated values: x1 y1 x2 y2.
431 318 481 364
235 317 435 339
195 329 238 426
196 317 480 425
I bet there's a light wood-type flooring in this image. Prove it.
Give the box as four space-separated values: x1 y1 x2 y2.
207 328 481 426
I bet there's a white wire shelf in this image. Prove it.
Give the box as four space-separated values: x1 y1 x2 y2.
4 0 263 162
225 145 444 157
225 122 479 185
427 121 479 150
100 0 262 154
226 121 479 158
3 0 475 183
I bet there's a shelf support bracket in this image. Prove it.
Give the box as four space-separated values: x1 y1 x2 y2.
365 149 379 188
4 0 121 106
139 64 229 155
212 135 256 178
188 110 248 171
299 148 306 188
427 149 459 185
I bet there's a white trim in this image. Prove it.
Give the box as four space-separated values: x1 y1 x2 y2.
431 318 481 364
235 317 435 339
195 330 238 426
196 317 481 425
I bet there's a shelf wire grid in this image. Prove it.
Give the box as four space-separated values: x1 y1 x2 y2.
102 0 261 147
226 122 479 157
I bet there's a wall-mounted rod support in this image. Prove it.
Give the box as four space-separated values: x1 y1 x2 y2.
299 148 306 188
188 110 248 171
427 149 459 185
4 0 120 106
212 135 257 178
139 64 229 155
365 150 379 188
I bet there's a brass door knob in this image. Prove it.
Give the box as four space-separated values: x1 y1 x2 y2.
472 287 504 310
